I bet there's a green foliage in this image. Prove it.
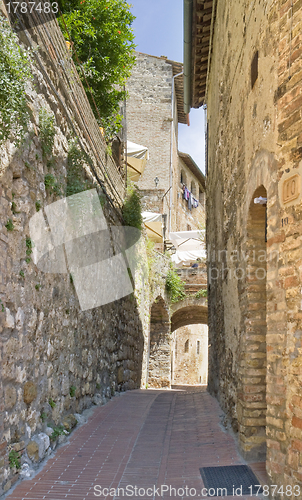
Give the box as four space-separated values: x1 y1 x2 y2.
19 270 25 278
49 398 56 409
35 284 41 290
11 201 18 214
50 425 67 441
5 219 14 231
0 17 32 145
25 257 31 264
39 108 55 158
0 299 4 313
40 411 48 422
58 0 136 136
122 182 142 230
35 200 42 212
26 237 33 255
8 449 21 470
69 385 76 397
66 140 95 196
166 267 186 303
195 288 207 299
44 174 62 196
96 382 101 390
44 174 56 190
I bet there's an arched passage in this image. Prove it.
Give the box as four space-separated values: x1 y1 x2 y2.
148 296 171 388
171 304 208 332
170 299 208 386
238 185 267 460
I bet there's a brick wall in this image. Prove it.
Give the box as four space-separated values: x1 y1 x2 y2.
206 0 302 491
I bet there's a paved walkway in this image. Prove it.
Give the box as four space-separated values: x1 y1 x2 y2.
6 387 267 500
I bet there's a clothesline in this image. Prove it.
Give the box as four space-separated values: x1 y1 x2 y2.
182 184 199 211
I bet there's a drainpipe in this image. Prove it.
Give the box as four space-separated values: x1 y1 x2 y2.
169 70 183 234
183 0 193 119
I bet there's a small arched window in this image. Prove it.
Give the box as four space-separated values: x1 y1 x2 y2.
197 341 200 355
184 339 189 353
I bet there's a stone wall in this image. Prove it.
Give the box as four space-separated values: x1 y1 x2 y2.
172 324 208 385
206 0 302 491
126 52 174 196
0 16 152 496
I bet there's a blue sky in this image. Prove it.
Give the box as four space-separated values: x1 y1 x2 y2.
129 0 205 173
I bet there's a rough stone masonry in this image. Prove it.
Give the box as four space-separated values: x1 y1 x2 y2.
0 13 157 496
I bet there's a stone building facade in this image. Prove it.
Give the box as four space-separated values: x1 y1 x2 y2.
172 151 206 232
126 52 207 388
185 0 302 492
126 52 206 234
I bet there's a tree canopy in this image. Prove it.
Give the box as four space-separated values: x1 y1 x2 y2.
59 0 136 137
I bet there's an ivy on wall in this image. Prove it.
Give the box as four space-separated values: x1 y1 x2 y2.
0 16 32 145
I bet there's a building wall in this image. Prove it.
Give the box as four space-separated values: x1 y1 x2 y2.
127 52 207 394
172 156 205 232
126 52 173 195
172 325 208 385
206 0 302 490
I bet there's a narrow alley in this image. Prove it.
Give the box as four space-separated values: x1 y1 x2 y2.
5 388 267 500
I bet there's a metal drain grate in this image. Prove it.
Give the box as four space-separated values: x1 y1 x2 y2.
199 465 263 497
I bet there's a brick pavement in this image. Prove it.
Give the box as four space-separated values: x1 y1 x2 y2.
5 387 267 500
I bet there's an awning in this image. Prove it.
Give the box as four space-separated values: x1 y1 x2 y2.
142 212 163 243
169 230 206 265
127 141 149 182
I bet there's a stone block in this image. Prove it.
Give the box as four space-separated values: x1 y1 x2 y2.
117 366 124 384
4 308 14 329
12 441 25 452
32 433 50 460
23 381 37 404
4 385 17 409
62 414 77 431
26 441 39 462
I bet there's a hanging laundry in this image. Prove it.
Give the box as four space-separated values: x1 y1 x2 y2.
183 185 189 201
193 198 199 209
188 193 193 211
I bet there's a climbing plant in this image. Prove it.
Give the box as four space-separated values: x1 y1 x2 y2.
166 266 186 303
39 108 56 159
58 0 136 137
0 16 32 145
122 181 142 230
66 140 95 196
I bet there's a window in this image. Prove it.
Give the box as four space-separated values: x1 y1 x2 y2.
199 189 205 207
191 181 196 196
251 50 258 89
184 339 189 353
197 341 200 355
180 170 187 185
187 224 191 231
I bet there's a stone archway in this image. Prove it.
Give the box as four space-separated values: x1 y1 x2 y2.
170 297 208 386
148 296 171 388
238 185 267 460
